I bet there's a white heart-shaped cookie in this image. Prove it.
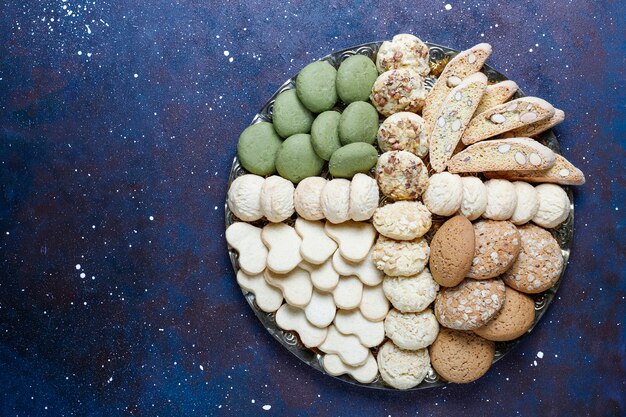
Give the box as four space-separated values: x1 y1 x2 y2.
264 267 312 307
331 249 383 286
334 308 385 347
226 222 268 275
236 270 283 313
295 218 337 265
275 304 327 348
262 223 302 274
325 221 377 262
319 325 369 366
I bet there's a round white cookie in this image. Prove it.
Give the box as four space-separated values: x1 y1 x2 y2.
510 181 539 225
372 201 432 240
321 179 351 224
349 173 379 221
376 34 430 76
260 176 295 222
372 235 430 277
423 172 463 216
382 269 439 313
227 174 264 221
532 183 570 228
459 176 488 221
294 177 327 220
384 308 439 350
483 179 517 220
377 340 431 390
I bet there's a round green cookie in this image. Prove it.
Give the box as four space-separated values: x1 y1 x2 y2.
338 101 379 145
275 134 324 183
237 122 283 175
336 55 378 104
296 61 338 113
329 142 378 179
272 89 314 138
311 111 342 161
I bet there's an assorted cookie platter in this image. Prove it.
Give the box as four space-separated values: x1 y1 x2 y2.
225 35 584 390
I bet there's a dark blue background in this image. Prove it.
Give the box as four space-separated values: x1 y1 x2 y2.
1 1 624 416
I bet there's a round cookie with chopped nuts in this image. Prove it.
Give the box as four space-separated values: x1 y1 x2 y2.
377 340 431 390
384 308 439 350
502 224 564 294
376 34 430 76
434 278 506 330
429 216 475 287
377 112 429 158
467 220 521 280
383 269 439 313
429 328 495 384
376 151 429 201
370 69 428 117
372 235 430 277
373 201 432 240
474 286 536 341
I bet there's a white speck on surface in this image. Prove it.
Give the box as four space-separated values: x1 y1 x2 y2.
80 273 86 278
107 376 113 383
229 57 234 63
78 51 82 56
262 405 271 411
149 216 154 221
75 264 81 270
444 3 452 10
134 74 138 78
85 24 91 34
199 365 204 371
537 351 544 359
223 50 230 56
533 360 537 366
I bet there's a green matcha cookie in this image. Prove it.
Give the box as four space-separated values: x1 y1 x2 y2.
296 61 338 113
329 142 378 179
237 122 283 175
339 101 379 145
336 55 378 104
272 89 314 138
275 133 324 183
311 111 342 161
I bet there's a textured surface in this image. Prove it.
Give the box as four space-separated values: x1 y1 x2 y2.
0 0 624 416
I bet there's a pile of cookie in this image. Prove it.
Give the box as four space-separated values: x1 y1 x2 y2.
226 33 585 389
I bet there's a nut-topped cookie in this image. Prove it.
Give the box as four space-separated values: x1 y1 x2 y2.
372 201 432 240
467 220 521 280
376 34 430 76
434 278 506 330
370 68 427 117
376 151 429 201
377 112 428 158
372 235 430 277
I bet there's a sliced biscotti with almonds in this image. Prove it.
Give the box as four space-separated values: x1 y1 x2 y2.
501 108 565 138
447 138 556 173
429 73 488 172
461 97 556 145
484 153 585 185
474 80 519 115
423 43 492 134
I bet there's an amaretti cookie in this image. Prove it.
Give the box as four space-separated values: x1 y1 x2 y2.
376 151 429 201
336 54 378 104
329 142 379 179
377 340 431 389
377 112 428 158
372 201 432 240
474 80 519 115
227 174 265 222
272 89 314 138
384 309 439 350
459 176 488 220
434 278 506 330
423 172 463 216
502 108 565 138
370 68 427 116
372 235 430 277
311 110 342 161
376 34 430 76
430 328 495 383
296 61 337 113
483 179 518 221
294 176 327 220
260 176 295 222
468 220 521 280
461 97 555 145
510 181 539 225
429 216 475 287
275 133 324 183
383 269 439 313
502 224 563 294
338 101 379 145
484 153 586 186
349 173 379 221
474 286 535 341
532 184 571 228
237 122 283 175
447 138 556 174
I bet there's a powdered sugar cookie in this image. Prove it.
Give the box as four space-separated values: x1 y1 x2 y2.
383 269 439 313
334 309 385 347
372 235 430 277
322 353 378 384
377 340 430 389
376 34 430 76
300 260 339 292
510 181 539 225
532 183 570 228
483 179 518 221
332 249 383 286
376 151 429 201
459 176 488 221
227 174 264 221
319 325 370 366
260 176 295 222
321 179 351 224
349 173 379 221
377 112 428 158
384 308 439 350
423 172 464 216
295 218 337 264
468 220 521 280
294 176 327 220
236 270 283 313
372 201 432 240
325 221 377 262
262 223 302 274
370 69 427 117
275 304 327 348
304 289 336 328
332 276 363 310
264 267 312 308
360 284 390 322
226 222 268 275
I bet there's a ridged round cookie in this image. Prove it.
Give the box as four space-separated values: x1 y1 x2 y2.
502 224 564 294
474 286 535 341
382 269 439 313
429 216 475 287
467 220 521 280
372 235 430 277
377 340 430 390
430 328 495 384
373 201 432 240
434 278 506 330
384 308 439 350
376 151 429 201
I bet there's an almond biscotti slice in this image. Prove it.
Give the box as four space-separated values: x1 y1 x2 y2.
484 153 585 185
474 80 519 115
423 43 492 134
429 73 488 172
461 97 556 145
447 138 556 173
501 108 565 138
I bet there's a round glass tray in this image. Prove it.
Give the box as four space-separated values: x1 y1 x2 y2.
225 41 574 390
